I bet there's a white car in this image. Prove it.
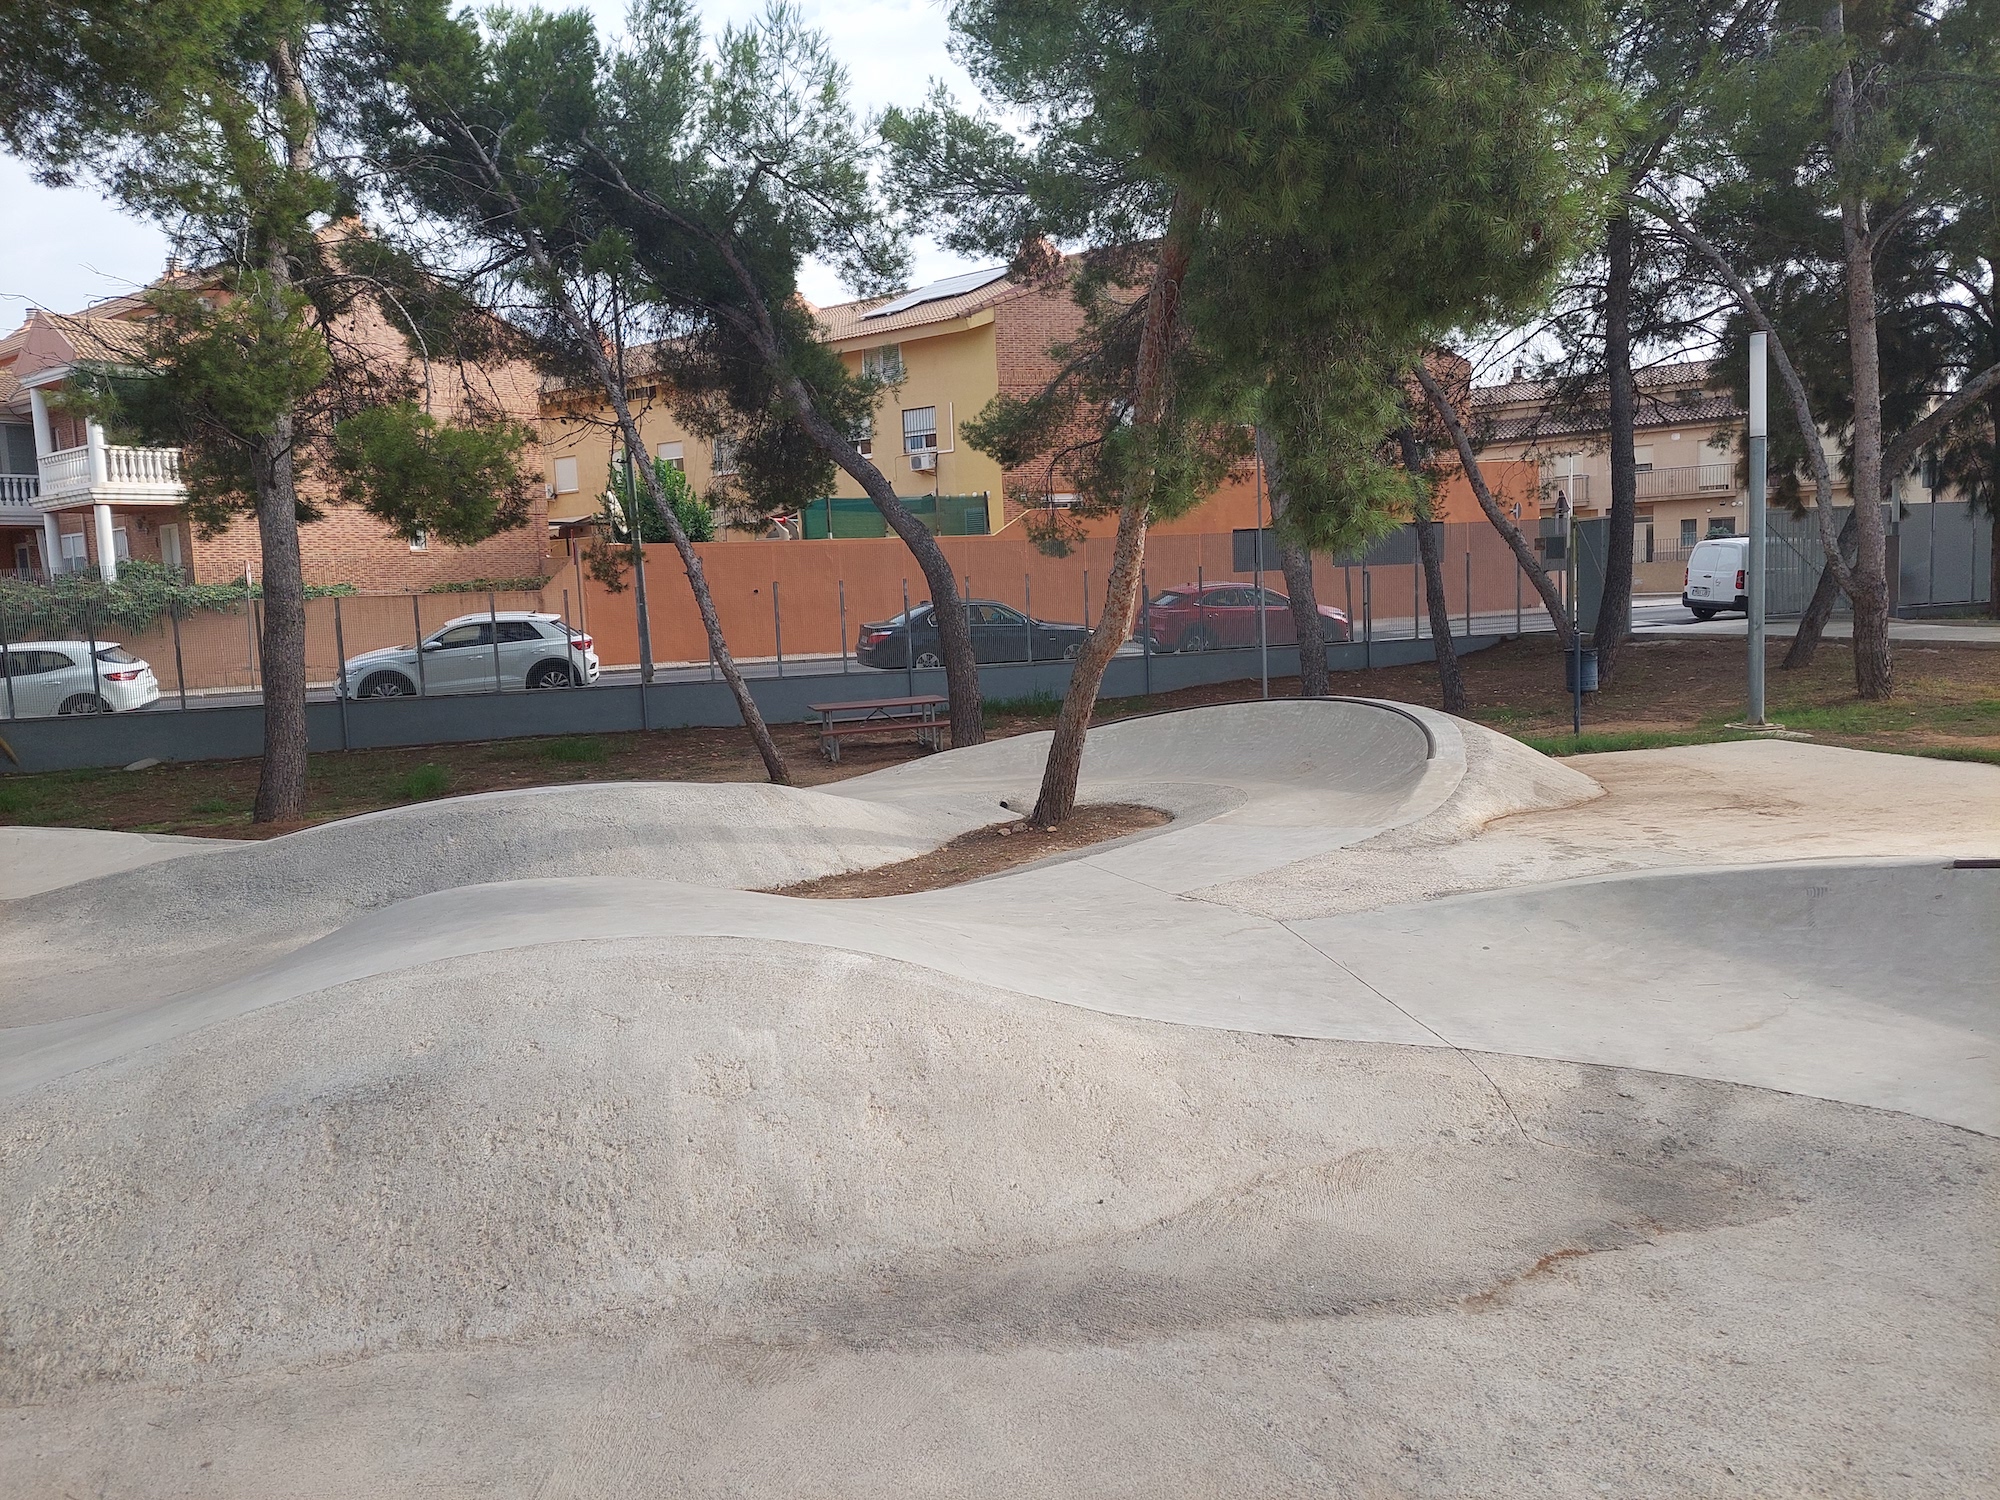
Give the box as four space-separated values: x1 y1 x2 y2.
339 612 601 698
1683 536 1750 620
1 640 161 716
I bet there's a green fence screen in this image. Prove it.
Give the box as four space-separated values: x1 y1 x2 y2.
801 493 992 539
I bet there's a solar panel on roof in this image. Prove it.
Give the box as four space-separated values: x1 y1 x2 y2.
861 265 1009 319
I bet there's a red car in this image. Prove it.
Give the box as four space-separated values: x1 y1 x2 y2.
1144 582 1351 652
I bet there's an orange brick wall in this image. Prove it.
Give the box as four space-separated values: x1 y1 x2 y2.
190 501 550 590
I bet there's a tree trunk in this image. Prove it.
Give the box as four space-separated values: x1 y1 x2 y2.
1782 507 1858 669
1030 197 1194 828
1256 427 1327 695
1412 361 1576 649
788 393 984 748
606 396 791 785
1400 428 1465 712
1830 7 1893 698
250 414 310 824
250 35 318 825
1594 210 1638 684
1988 386 1999 620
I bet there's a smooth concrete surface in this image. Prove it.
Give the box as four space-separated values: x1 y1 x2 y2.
1 701 1994 1496
0 825 229 899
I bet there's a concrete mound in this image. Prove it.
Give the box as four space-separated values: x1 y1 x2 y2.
2 939 1990 1497
0 782 984 1030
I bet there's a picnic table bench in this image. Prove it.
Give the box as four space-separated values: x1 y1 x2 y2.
809 694 949 762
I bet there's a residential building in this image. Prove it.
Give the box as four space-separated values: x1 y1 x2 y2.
1471 358 1853 561
539 264 1273 542
0 270 549 588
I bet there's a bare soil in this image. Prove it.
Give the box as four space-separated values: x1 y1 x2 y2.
765 803 1172 899
1 636 1992 838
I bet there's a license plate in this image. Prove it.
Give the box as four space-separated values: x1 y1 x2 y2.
1692 586 1709 597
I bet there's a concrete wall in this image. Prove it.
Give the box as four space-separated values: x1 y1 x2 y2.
0 635 1502 774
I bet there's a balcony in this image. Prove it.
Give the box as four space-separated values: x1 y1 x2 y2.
1635 462 1736 501
0 473 39 522
36 442 184 509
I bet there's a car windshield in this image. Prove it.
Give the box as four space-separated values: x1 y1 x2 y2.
95 646 138 664
1153 592 1188 607
881 606 932 626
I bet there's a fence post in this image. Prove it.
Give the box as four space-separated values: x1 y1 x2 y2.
1141 567 1152 697
171 601 187 712
89 616 102 707
563 588 580 684
839 579 849 674
773 581 783 678
412 594 428 696
1083 568 1090 632
1024 573 1032 662
332 596 351 751
1343 564 1353 645
902 578 914 697
2 635 13 720
244 563 256 688
1412 550 1420 640
1515 564 1522 636
1362 570 1372 672
1464 551 1472 639
488 591 503 694
1196 563 1205 650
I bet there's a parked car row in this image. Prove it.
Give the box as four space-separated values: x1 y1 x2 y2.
853 583 1350 669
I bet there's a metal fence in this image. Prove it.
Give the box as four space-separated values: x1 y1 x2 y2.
1 524 1565 731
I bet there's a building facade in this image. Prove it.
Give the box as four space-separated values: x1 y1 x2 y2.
0 277 549 589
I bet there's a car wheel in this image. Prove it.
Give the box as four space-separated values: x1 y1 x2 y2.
915 649 944 669
1182 626 1215 652
359 671 417 698
527 660 576 689
1062 640 1083 660
1690 607 1716 621
58 692 111 715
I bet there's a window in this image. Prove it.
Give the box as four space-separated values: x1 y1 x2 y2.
495 620 543 643
863 344 904 381
112 527 130 562
1679 518 1698 547
656 441 684 471
1633 445 1654 473
1 422 34 475
713 437 739 476
903 406 938 454
432 623 491 649
851 412 873 459
1706 518 1737 537
552 456 580 494
4 650 70 677
159 523 182 573
408 528 429 553
60 532 88 572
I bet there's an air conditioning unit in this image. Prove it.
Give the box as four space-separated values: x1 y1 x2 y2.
910 450 938 473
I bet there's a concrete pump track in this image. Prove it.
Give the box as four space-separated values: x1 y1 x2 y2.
1 699 1995 1496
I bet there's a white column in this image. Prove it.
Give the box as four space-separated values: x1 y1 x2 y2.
27 388 53 457
41 513 62 577
93 501 118 582
86 419 109 486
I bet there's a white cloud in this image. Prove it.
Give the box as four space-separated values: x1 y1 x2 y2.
0 2 980 322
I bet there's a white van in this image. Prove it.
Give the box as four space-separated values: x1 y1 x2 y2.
1683 536 1749 619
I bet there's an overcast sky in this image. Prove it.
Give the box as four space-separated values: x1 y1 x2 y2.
0 0 982 324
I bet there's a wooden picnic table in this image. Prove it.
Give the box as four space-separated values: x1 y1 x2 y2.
808 694 949 762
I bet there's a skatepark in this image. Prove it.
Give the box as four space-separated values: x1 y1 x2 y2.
2 700 1994 1495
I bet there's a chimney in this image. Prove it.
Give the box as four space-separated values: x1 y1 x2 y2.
164 255 183 278
1512 362 1525 383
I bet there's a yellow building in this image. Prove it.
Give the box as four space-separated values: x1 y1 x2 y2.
539 267 1090 541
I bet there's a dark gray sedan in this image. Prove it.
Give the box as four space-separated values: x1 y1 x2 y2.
855 600 1091 668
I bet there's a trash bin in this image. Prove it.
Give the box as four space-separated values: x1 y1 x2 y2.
1565 646 1599 694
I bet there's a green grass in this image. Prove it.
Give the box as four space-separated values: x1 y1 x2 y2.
188 796 237 815
1911 744 2000 768
397 763 451 800
1516 727 1762 757
983 690 1063 723
0 782 26 817
531 735 609 763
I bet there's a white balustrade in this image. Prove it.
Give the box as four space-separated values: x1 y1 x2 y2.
36 442 183 502
0 473 39 505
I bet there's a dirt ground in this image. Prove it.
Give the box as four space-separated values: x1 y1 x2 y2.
2 635 1993 838
766 804 1172 898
